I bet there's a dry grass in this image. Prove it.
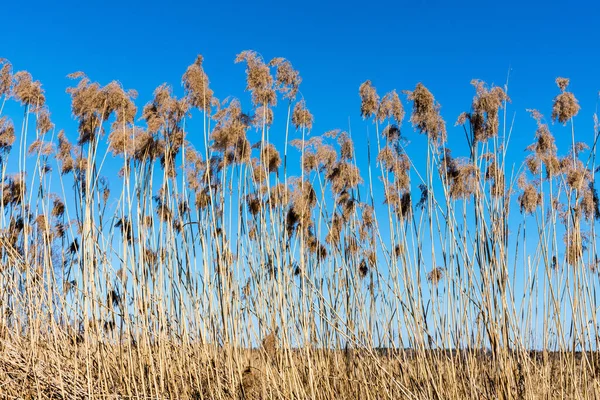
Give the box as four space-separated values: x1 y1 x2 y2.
0 52 599 399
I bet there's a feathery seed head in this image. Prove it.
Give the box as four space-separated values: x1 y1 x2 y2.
182 55 214 112
235 50 277 107
13 71 46 111
359 80 379 119
377 90 404 123
556 77 570 92
552 77 579 124
406 83 446 143
36 107 54 135
0 116 15 153
0 59 13 98
260 142 281 174
56 130 74 174
427 267 445 286
338 132 354 161
463 80 509 143
518 174 542 214
270 57 302 100
292 100 313 131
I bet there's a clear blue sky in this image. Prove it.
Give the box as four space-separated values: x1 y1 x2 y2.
1 0 599 201
2 0 598 140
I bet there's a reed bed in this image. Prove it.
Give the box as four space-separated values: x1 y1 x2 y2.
0 53 599 399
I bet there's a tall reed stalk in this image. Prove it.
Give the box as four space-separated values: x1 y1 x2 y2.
0 56 599 399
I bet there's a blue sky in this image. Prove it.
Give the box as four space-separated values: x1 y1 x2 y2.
2 0 599 147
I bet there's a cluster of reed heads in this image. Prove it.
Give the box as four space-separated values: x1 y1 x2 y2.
0 52 600 399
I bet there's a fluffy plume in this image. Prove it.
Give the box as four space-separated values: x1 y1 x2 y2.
359 80 379 119
564 228 584 266
0 116 15 153
270 57 301 100
142 83 188 135
406 83 446 143
56 130 75 175
108 126 148 158
67 73 137 145
382 124 402 143
132 130 164 162
377 147 410 182
268 183 289 207
287 178 317 235
292 100 313 131
337 132 354 161
291 135 337 174
184 145 206 193
235 50 276 107
260 142 281 174
563 158 591 193
383 178 412 220
0 59 13 98
36 107 54 135
440 149 479 199
210 98 251 165
27 139 54 156
427 267 445 286
2 174 26 206
526 110 561 179
13 71 45 111
517 174 541 214
457 80 509 143
51 196 65 218
552 77 580 124
327 161 362 194
485 160 505 197
581 182 600 221
377 90 404 123
253 106 274 127
182 55 214 112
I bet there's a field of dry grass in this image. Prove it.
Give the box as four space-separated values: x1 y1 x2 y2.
3 335 600 399
0 52 600 398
